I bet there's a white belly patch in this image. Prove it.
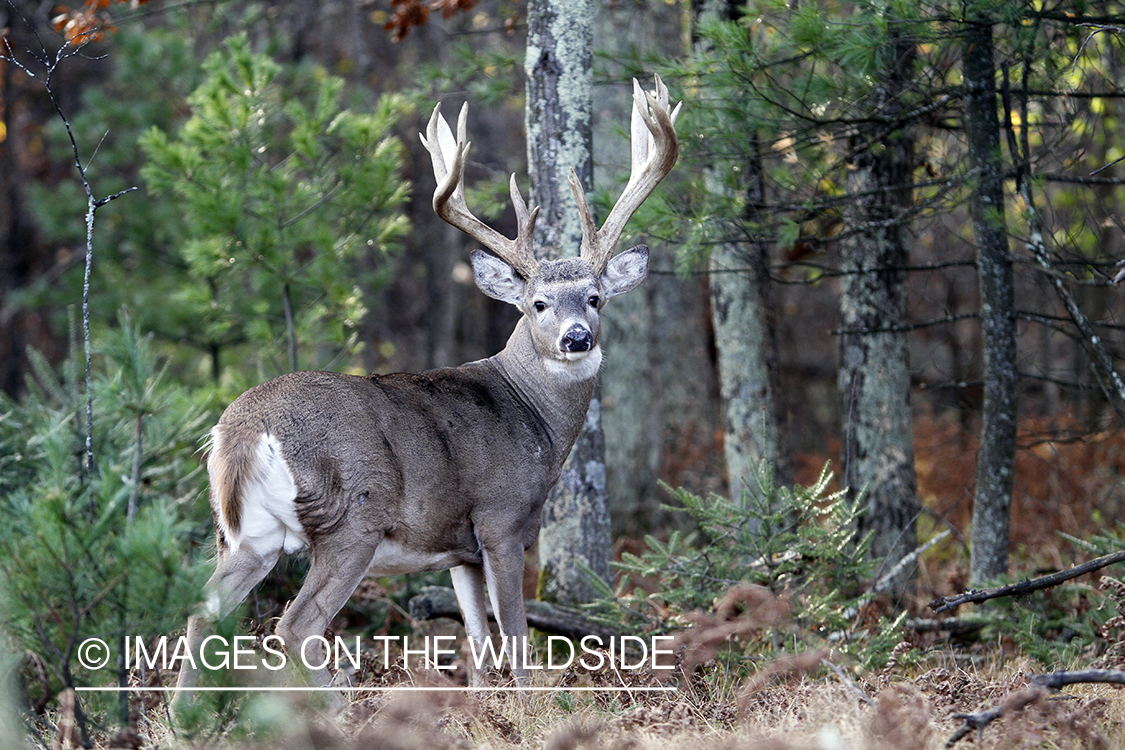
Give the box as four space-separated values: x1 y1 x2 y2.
219 431 309 556
366 538 461 576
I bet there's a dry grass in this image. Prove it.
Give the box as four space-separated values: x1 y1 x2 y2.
31 647 1125 750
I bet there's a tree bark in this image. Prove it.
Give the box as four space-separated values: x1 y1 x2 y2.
0 6 41 399
710 170 790 499
594 0 705 536
695 0 791 502
838 28 919 593
962 13 1017 584
526 0 612 605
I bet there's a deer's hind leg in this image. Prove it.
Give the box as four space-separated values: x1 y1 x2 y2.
273 531 383 695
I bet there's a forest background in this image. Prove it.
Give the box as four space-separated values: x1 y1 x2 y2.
5 0 1125 747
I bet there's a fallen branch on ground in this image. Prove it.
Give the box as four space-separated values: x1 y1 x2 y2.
945 670 1125 746
821 659 874 706
929 549 1125 613
1030 669 1125 690
906 617 988 635
945 687 1045 747
408 586 620 642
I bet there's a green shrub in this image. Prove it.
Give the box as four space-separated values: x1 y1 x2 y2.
599 462 906 675
141 33 411 378
0 311 211 724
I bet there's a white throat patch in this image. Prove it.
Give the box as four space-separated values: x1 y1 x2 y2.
545 345 602 382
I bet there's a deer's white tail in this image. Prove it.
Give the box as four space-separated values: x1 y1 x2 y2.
207 427 306 556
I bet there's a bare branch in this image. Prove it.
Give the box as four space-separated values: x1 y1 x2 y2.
3 0 137 515
945 688 1044 747
929 549 1125 613
93 186 139 209
821 659 874 706
1031 669 1125 690
871 530 951 593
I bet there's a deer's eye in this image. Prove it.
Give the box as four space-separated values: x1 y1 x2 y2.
588 295 600 309
533 301 547 313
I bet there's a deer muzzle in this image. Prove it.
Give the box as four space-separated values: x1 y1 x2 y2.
560 325 593 353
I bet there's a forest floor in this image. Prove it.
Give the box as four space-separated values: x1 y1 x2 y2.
39 640 1125 750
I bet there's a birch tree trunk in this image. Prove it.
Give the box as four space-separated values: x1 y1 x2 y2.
838 29 919 592
526 0 611 605
963 13 1017 584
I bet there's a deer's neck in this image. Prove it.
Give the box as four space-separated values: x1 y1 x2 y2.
489 316 597 463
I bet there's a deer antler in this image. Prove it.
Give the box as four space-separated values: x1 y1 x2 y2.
421 103 541 279
572 74 681 275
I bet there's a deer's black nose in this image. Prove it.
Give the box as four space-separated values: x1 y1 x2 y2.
561 326 593 353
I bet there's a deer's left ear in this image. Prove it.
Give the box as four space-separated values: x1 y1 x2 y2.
601 245 649 299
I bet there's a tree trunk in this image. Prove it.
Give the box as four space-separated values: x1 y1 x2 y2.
963 14 1017 584
526 0 611 605
594 0 703 536
694 0 791 500
837 28 919 593
709 167 790 499
0 8 40 399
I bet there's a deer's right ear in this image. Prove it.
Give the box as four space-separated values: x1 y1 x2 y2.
471 249 525 306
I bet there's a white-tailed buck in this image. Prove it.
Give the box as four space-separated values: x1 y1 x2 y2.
173 76 679 703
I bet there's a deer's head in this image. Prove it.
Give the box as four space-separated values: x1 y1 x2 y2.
421 75 680 374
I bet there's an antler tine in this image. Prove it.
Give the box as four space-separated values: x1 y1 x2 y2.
420 103 540 279
577 74 680 275
509 173 541 270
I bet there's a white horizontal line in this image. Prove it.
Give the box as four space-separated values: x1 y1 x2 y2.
75 686 678 693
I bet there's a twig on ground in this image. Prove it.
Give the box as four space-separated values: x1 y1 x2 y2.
821 659 874 706
945 687 1045 747
1031 669 1125 690
929 549 1125 613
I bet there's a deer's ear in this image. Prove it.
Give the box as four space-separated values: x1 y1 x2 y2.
471 249 525 306
601 245 649 299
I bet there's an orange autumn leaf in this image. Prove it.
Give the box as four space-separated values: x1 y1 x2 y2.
51 0 147 45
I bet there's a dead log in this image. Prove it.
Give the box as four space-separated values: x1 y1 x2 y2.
906 617 988 635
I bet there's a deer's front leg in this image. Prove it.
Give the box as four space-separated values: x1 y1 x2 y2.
481 540 530 685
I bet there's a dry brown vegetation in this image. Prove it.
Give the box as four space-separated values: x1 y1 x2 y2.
36 564 1125 750
41 650 1125 750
